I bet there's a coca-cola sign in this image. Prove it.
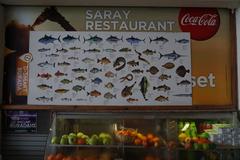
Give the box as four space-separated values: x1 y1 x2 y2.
179 8 220 41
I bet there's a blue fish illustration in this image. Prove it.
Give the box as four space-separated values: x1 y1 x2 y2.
159 51 185 61
126 36 145 45
38 35 60 44
62 35 80 43
150 36 168 44
106 35 123 43
91 77 102 85
38 48 51 52
38 61 55 67
84 35 103 44
90 68 102 74
175 39 189 44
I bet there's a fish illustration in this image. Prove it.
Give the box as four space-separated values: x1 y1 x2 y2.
155 95 168 102
103 48 117 53
72 68 87 73
126 36 145 45
120 74 133 82
177 80 191 86
150 36 168 44
135 50 150 65
38 35 60 44
106 35 123 43
75 76 87 81
46 53 59 57
90 67 102 74
127 60 139 67
82 57 94 64
60 79 72 84
175 39 189 44
55 89 69 94
91 77 102 85
159 74 171 81
37 73 52 79
68 57 79 60
37 84 52 90
55 70 67 77
56 48 68 53
84 48 101 53
113 57 126 71
159 50 185 61
139 76 149 101
62 35 80 43
36 96 53 102
121 81 136 97
87 90 101 97
72 85 85 92
104 92 117 99
69 46 81 50
38 48 51 52
132 69 144 74
58 61 70 66
105 71 116 78
61 98 72 101
97 57 111 65
176 65 190 77
153 84 171 92
162 62 175 69
127 98 139 103
119 48 131 52
76 98 88 101
173 94 192 97
142 49 156 56
38 61 55 68
105 82 114 89
146 66 159 75
84 35 103 44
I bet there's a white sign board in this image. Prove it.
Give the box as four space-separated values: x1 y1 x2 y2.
28 31 192 105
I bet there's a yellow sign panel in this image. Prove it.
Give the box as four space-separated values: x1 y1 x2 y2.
4 7 233 106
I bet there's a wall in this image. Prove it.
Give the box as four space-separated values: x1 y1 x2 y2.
0 5 3 160
237 9 240 110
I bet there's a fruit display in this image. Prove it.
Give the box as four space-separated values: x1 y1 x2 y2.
178 121 213 150
47 153 99 160
51 131 112 145
114 128 160 147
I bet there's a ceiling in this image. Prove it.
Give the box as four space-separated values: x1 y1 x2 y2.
0 0 239 8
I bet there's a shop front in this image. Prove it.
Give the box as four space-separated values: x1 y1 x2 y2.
0 5 239 160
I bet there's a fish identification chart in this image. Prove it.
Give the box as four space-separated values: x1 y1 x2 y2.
28 31 192 106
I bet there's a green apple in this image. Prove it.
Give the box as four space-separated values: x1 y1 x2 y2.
193 143 200 150
202 143 209 150
60 135 68 145
102 137 112 145
68 135 77 145
77 132 85 138
69 133 77 137
81 135 89 140
51 136 59 144
88 135 99 145
199 132 210 139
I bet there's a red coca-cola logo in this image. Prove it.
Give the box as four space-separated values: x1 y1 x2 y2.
179 8 220 41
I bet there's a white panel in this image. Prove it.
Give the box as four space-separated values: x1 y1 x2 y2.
237 9 240 110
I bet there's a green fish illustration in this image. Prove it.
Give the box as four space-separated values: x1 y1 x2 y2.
139 76 149 101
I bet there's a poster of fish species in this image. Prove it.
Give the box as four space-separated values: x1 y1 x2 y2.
28 31 192 105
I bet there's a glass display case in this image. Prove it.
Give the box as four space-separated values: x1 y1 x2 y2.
45 112 240 160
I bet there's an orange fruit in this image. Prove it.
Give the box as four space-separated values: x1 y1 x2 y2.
147 133 154 140
134 138 142 145
47 154 56 160
55 153 65 160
